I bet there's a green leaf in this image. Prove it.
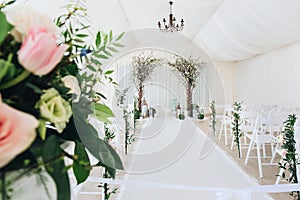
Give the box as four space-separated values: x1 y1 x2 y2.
95 92 107 100
112 43 124 47
103 50 112 57
38 119 47 140
73 115 123 170
94 54 109 59
107 46 118 53
96 31 101 48
76 34 89 38
0 12 12 43
73 141 91 184
74 38 85 43
94 139 123 170
90 57 102 66
43 135 70 200
116 32 125 41
0 58 14 82
92 103 114 124
72 97 94 121
96 162 116 179
109 30 113 43
105 70 114 75
104 34 108 46
87 64 97 72
26 83 43 94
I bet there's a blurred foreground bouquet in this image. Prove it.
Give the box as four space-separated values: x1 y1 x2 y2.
0 1 124 199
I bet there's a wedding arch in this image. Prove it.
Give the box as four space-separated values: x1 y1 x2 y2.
99 28 226 115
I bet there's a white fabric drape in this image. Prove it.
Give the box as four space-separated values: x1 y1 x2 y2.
196 0 300 61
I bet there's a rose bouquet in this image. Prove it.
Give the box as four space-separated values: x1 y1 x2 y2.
0 1 124 199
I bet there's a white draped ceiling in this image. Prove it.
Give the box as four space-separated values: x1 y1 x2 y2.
197 0 300 61
19 0 300 62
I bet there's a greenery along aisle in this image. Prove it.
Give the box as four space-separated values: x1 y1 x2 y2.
232 101 242 158
0 1 124 200
278 114 299 199
209 100 216 135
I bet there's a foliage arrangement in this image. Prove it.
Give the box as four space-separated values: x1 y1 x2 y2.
278 114 299 199
209 100 216 135
168 55 205 117
198 106 205 120
179 113 185 120
123 109 135 154
133 98 140 130
131 52 161 112
98 123 118 200
0 1 124 199
232 101 242 158
115 87 129 107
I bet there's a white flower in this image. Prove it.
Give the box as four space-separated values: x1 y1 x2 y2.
62 75 81 102
35 88 72 133
4 4 59 41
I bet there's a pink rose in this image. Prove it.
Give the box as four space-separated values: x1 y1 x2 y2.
0 100 38 168
18 27 68 76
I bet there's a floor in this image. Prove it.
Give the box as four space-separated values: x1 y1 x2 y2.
76 117 295 200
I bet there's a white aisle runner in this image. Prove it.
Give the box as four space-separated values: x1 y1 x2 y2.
117 118 272 200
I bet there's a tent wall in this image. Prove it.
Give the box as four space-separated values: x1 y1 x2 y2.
215 41 300 108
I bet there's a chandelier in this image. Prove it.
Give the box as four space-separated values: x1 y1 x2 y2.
157 1 184 32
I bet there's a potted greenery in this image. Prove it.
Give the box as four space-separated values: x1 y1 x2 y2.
179 113 185 120
198 107 205 119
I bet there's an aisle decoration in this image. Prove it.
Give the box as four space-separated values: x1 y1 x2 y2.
123 109 135 154
278 114 300 199
131 52 161 113
210 100 216 135
232 101 242 158
99 123 118 200
198 106 205 120
0 1 124 199
168 55 205 117
116 87 135 154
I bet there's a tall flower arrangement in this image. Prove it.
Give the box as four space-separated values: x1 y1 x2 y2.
168 55 205 117
0 1 124 199
130 52 161 112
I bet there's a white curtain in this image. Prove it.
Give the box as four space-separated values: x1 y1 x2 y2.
196 0 300 61
214 40 300 108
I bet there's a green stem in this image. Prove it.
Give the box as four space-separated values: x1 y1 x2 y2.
103 168 109 200
1 172 6 200
0 70 30 90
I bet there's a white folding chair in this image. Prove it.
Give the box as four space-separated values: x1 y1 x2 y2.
218 104 233 145
244 116 274 178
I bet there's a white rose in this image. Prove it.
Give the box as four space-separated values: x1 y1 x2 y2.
4 5 59 41
62 75 81 102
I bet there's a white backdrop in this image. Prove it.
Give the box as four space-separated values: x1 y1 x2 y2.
214 41 300 108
